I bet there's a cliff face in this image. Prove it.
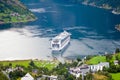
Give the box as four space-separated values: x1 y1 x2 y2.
0 0 36 24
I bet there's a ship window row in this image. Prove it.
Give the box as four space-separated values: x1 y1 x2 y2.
61 38 69 47
61 35 70 44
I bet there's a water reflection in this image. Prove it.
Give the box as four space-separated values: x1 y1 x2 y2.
0 27 52 60
0 23 26 31
0 25 120 60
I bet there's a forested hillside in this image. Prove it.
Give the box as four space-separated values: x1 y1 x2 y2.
0 0 36 24
68 0 120 14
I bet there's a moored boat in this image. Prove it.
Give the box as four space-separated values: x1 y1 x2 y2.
51 31 71 52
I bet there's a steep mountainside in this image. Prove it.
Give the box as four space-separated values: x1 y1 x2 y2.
0 0 36 24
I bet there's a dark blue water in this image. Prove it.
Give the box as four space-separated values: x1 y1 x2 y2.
0 0 120 60
22 0 120 39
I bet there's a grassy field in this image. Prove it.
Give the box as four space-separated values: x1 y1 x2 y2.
93 73 108 80
86 55 106 65
0 60 59 70
86 53 120 65
110 73 120 80
34 60 59 70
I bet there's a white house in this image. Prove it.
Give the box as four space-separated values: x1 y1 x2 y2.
6 68 13 73
21 73 34 80
49 75 58 80
69 67 81 78
89 62 109 72
89 64 102 72
6 67 24 73
114 60 119 65
69 62 109 78
41 75 58 80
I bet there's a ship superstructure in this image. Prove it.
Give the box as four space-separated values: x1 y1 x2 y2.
51 31 71 51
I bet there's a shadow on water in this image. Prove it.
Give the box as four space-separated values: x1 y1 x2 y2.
0 24 13 30
0 23 26 31
51 42 70 58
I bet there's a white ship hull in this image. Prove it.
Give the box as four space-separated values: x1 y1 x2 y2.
51 31 71 52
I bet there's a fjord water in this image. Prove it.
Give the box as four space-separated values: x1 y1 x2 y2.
0 0 120 60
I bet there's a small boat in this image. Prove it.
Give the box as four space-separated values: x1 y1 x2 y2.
51 31 71 52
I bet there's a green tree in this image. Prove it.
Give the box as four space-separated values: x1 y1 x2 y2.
118 60 120 65
77 57 82 62
70 61 78 67
115 48 120 53
86 55 93 60
38 67 49 75
9 70 26 80
58 75 65 80
106 54 112 62
108 64 117 73
57 67 68 75
103 66 108 72
66 74 75 80
29 60 35 67
0 71 9 80
115 55 120 61
9 63 12 67
0 64 3 71
84 73 92 80
77 74 82 80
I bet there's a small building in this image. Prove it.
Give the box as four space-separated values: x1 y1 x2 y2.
69 64 89 78
89 64 102 72
32 69 38 74
6 68 13 73
114 60 119 65
6 66 24 74
10 12 20 16
42 75 58 80
21 73 34 80
69 67 81 78
14 67 24 71
49 75 58 80
89 62 109 72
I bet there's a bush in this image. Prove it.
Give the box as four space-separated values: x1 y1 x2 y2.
9 70 26 80
115 48 120 53
0 71 9 80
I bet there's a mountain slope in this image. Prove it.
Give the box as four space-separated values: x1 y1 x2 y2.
68 0 120 14
0 0 36 24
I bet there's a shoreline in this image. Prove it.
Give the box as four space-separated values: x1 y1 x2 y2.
81 3 120 15
115 25 120 31
112 10 120 15
0 18 37 25
0 58 57 62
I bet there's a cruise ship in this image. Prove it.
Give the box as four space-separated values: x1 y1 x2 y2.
51 31 71 51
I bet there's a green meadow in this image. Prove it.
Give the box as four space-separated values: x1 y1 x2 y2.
0 60 59 70
110 73 120 80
